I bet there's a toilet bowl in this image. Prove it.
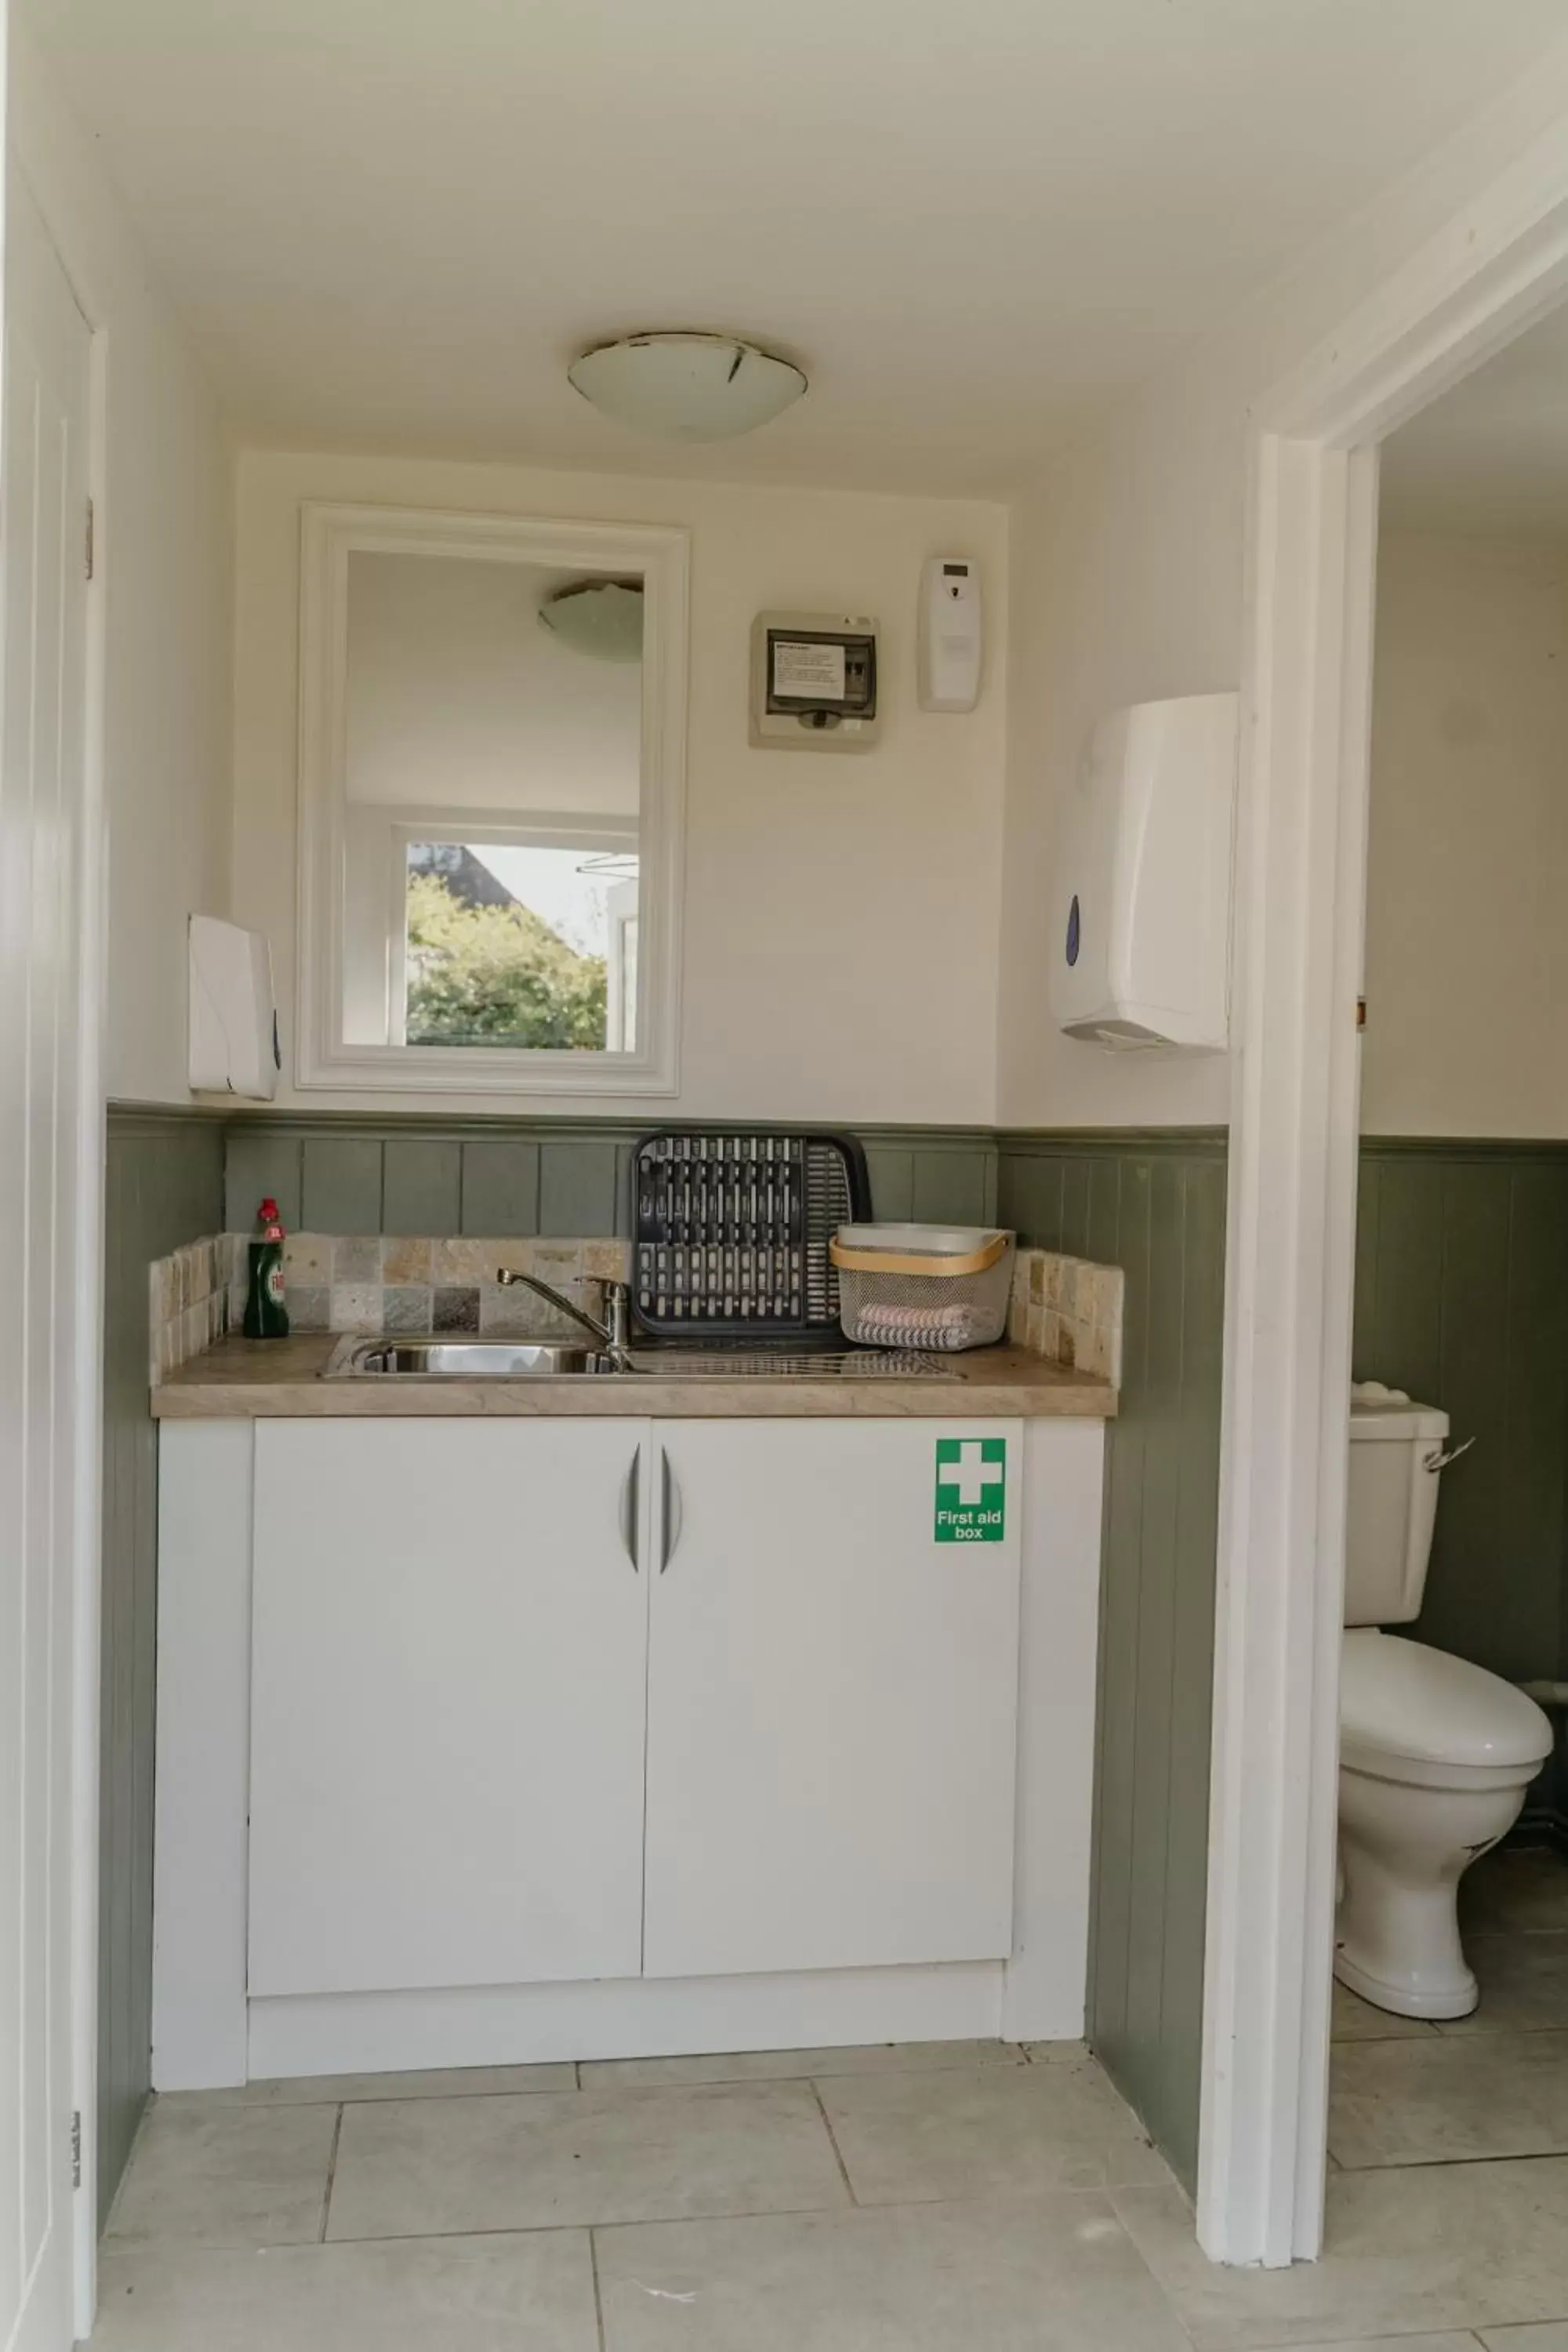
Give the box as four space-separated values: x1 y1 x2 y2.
1336 1629 1552 2017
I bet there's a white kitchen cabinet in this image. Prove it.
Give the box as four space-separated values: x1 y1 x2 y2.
642 1420 1022 1978
247 1418 649 1997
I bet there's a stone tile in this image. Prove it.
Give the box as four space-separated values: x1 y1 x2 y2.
93 2230 598 2351
1480 2328 1568 2347
286 1285 331 1332
1232 2341 1480 2352
326 2080 848 2240
433 1287 481 1333
1329 2030 1568 2169
382 1287 432 1334
582 2038 1025 2090
379 1237 433 1284
818 2054 1167 2202
104 2100 339 2249
584 1238 633 1284
597 2192 1193 2352
1439 1933 1568 2036
329 1283 381 1334
433 1238 504 1285
1332 1977 1442 2042
1114 2158 1568 2349
1461 1847 1568 1936
161 2061 576 2107
332 1236 380 1284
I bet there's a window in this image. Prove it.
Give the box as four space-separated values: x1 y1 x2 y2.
296 504 687 1094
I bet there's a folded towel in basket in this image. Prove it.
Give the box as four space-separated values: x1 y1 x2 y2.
848 1298 981 1352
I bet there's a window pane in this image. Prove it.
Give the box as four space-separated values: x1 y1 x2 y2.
403 841 638 1051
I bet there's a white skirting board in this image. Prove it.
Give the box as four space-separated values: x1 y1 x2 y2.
249 1964 1009 2080
152 1416 1105 2089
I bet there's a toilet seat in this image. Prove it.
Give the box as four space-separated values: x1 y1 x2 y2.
1341 1630 1552 1781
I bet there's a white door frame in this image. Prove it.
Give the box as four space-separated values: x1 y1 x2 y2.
1200 125 1568 2267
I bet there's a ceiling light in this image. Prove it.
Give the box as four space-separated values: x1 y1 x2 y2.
568 332 807 443
538 579 644 662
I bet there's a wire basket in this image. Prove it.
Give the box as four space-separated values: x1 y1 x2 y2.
829 1225 1015 1353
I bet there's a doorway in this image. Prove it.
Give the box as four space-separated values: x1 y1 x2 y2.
1202 155 1568 2266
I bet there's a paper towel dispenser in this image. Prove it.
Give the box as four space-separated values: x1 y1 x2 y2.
1050 691 1238 1053
189 916 279 1099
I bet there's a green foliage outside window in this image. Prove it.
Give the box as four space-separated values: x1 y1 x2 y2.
405 870 608 1050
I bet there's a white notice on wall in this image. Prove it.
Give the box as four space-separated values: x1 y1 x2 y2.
772 638 845 700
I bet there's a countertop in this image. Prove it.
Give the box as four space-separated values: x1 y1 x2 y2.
151 1333 1118 1420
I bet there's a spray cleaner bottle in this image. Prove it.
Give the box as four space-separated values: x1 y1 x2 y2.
244 1197 290 1339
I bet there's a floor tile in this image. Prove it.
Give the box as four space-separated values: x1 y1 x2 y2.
92 2230 598 2350
1329 2031 1568 2168
1461 1847 1568 1936
326 2080 848 2239
162 2061 576 2108
104 2099 339 2249
582 2038 1023 2089
1114 2158 1568 2350
818 2053 1170 2201
1439 1934 1568 2036
1331 1978 1441 2042
1025 2038 1094 2063
1480 2328 1568 2347
597 2192 1193 2352
1226 2340 1480 2352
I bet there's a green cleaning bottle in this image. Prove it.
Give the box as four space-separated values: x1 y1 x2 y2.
244 1196 291 1339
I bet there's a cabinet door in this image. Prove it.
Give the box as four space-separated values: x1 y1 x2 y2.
249 1418 649 1997
644 1421 1021 1979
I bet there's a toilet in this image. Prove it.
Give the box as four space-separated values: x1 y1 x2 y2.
1337 1382 1554 2019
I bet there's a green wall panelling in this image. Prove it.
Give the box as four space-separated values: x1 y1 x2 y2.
1355 1139 1568 1822
220 1116 1000 1243
539 1139 621 1237
224 1129 303 1231
460 1140 541 1236
301 1135 383 1232
383 1138 463 1235
997 1128 1229 2197
100 1107 224 2222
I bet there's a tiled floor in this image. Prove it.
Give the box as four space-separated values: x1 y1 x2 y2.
92 1859 1568 2352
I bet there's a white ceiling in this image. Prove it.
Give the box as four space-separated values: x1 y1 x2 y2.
25 0 1568 495
1381 303 1568 534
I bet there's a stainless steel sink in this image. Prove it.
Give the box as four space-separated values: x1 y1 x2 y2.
325 1336 953 1380
327 1338 625 1378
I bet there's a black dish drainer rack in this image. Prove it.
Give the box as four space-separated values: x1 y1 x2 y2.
630 1130 870 1341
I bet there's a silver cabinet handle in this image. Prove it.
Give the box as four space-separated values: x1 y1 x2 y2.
660 1448 684 1573
619 1443 641 1570
1425 1436 1476 1473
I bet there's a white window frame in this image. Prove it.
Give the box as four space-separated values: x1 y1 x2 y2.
1201 122 1568 2267
296 501 687 1094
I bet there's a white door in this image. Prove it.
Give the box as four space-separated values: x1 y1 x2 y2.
0 172 93 2352
644 1421 1022 1980
248 1419 651 1996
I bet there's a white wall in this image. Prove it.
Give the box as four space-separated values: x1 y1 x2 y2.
1362 530 1568 1138
231 450 1009 1123
13 29 234 1107
996 43 1568 1131
346 553 641 818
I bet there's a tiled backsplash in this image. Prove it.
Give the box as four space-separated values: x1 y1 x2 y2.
150 1232 1123 1385
148 1235 238 1381
274 1234 631 1338
1009 1248 1123 1383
